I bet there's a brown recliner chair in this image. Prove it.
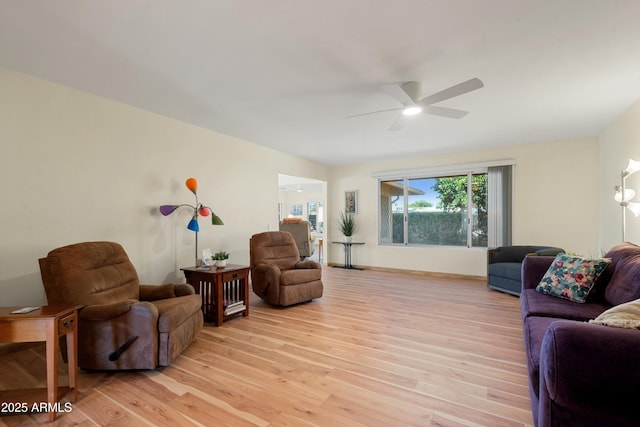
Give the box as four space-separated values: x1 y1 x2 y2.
250 231 323 306
38 241 203 370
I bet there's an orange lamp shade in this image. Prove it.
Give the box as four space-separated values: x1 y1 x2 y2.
185 178 198 193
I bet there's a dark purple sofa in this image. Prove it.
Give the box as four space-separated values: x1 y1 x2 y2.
520 242 640 427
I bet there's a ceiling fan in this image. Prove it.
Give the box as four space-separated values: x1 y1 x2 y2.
348 78 484 131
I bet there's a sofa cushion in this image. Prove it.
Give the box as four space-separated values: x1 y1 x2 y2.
536 253 611 303
488 275 522 295
487 262 522 281
589 298 640 329
520 289 610 321
604 242 640 306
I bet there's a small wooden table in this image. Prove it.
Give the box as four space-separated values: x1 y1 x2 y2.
181 264 250 326
0 305 81 421
332 241 365 270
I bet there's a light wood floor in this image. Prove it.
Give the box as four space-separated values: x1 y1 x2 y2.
0 267 533 426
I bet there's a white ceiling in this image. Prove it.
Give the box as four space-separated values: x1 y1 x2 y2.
2 1 640 165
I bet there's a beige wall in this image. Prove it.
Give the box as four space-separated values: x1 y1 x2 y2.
328 137 601 275
599 98 640 250
0 67 329 306
2 65 638 305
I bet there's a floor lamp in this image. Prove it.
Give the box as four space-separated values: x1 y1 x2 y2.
160 178 224 266
614 159 640 242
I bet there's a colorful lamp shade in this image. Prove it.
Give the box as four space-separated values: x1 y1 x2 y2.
159 204 224 226
187 216 199 232
160 178 224 265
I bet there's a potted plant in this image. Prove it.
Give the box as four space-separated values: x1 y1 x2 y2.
339 211 357 242
212 250 230 267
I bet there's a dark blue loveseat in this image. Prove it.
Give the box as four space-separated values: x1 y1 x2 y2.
487 245 564 296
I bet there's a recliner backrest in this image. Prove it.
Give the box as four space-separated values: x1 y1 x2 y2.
250 231 300 271
279 220 313 257
39 241 140 306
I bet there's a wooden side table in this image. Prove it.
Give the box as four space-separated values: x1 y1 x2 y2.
0 305 81 421
181 264 250 326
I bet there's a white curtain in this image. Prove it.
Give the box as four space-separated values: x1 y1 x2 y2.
488 165 512 247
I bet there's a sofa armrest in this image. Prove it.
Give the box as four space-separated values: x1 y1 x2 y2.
540 320 640 420
534 248 564 256
488 247 519 264
488 246 533 264
489 246 564 264
521 255 555 290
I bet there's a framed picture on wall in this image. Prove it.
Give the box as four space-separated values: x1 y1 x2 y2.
345 190 357 214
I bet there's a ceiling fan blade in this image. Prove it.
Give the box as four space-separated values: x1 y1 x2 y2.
382 82 420 106
418 78 484 106
423 105 469 119
347 107 403 119
389 114 405 131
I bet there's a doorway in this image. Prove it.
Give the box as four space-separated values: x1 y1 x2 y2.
278 173 327 263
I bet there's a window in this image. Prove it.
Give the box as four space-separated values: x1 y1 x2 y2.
377 163 511 248
290 204 303 216
307 201 324 232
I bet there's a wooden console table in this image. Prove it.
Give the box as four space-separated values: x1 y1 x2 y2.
0 305 81 421
181 264 250 326
331 241 365 270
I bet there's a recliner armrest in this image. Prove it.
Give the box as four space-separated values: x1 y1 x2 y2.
174 283 196 296
139 283 195 299
295 260 321 269
139 283 179 300
79 300 139 321
251 263 281 302
254 263 281 274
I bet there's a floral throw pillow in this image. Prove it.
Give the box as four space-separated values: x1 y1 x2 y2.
536 253 611 303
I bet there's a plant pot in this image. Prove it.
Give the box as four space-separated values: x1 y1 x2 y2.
344 236 352 243
215 259 227 267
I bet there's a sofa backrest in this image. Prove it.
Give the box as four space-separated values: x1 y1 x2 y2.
489 245 564 264
603 242 640 306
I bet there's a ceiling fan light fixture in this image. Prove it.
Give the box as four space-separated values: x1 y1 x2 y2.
403 106 422 116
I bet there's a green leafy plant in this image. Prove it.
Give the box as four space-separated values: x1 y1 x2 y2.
212 250 230 260
339 211 357 236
